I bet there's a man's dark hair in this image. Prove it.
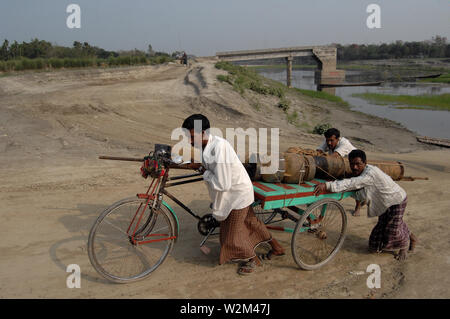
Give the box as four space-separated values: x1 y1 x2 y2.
324 128 340 139
349 149 367 163
182 114 210 131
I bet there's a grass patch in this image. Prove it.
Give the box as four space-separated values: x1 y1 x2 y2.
312 123 332 135
352 92 450 111
249 98 261 111
277 98 290 112
294 88 350 108
0 55 173 73
215 61 285 98
217 61 306 122
420 73 450 84
216 74 233 85
298 121 312 132
337 63 448 73
286 110 299 125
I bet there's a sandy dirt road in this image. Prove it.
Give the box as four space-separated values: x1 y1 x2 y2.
0 60 449 298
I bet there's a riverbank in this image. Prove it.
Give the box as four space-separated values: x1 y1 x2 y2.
254 58 450 139
352 92 450 111
420 73 450 84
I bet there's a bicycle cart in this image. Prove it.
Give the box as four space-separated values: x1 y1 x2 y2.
88 145 354 283
251 180 354 270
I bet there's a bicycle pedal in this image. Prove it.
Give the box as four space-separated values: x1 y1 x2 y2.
200 245 211 255
278 209 289 218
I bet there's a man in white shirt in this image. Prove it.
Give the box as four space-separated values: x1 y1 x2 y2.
316 128 356 158
181 114 285 275
313 149 418 261
316 128 364 216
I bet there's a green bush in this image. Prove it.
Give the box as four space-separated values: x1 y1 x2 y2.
287 110 299 124
312 123 332 135
0 61 6 72
35 58 45 69
150 55 172 64
6 60 16 71
81 58 94 67
74 59 83 67
215 61 229 70
118 56 131 65
49 58 63 69
97 59 107 67
14 60 24 71
268 86 285 98
107 56 118 66
21 58 37 70
217 74 233 84
63 58 72 68
249 81 269 95
277 98 290 112
139 56 147 64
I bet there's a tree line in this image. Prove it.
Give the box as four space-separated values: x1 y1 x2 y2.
336 35 450 61
0 39 177 60
0 39 180 72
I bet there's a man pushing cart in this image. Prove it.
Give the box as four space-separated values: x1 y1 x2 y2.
88 114 418 283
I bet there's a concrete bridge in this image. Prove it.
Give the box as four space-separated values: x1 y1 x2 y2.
216 45 345 88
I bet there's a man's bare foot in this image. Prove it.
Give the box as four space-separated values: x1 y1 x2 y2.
409 233 418 252
396 248 407 261
269 238 285 255
352 201 361 216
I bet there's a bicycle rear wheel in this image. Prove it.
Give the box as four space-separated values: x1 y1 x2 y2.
88 197 176 283
291 198 347 270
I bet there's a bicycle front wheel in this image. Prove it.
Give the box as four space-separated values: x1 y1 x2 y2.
87 197 176 283
291 198 347 270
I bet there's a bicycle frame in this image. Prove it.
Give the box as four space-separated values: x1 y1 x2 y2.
127 163 353 247
128 165 205 246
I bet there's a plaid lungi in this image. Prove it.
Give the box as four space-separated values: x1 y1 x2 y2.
219 205 272 265
369 197 410 252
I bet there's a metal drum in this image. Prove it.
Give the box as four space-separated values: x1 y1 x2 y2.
245 148 405 184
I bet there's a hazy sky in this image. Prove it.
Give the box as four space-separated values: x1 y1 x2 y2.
1 0 449 56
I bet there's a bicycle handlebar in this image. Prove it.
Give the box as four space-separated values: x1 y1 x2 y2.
99 155 144 162
98 155 201 171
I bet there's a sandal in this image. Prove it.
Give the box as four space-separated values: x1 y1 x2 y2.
237 260 257 276
258 249 285 261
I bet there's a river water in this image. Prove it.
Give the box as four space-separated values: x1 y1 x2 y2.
256 68 450 139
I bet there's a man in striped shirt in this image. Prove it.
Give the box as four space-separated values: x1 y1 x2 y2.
313 149 418 261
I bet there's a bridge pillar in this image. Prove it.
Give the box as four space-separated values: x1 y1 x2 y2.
312 47 345 84
286 56 293 88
